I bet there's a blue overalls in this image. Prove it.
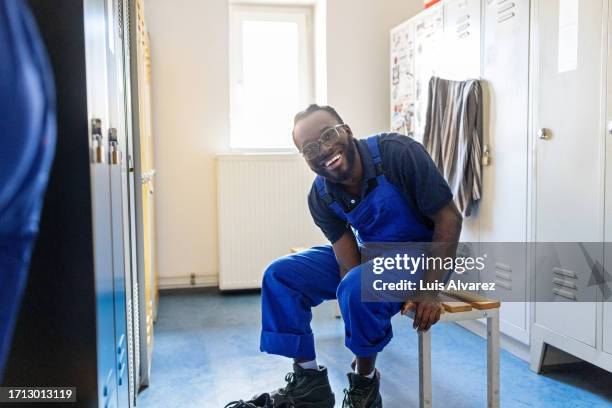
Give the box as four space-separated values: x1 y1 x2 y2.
260 136 433 359
0 0 56 379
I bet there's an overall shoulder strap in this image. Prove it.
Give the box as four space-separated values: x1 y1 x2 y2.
314 176 346 217
365 135 384 176
314 175 334 205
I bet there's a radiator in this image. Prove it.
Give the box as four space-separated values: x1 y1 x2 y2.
217 154 325 289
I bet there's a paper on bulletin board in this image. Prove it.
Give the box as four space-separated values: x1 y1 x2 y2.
558 0 579 73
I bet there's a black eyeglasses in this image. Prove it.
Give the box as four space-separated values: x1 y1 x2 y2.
299 124 348 160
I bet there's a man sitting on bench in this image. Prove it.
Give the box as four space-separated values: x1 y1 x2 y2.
232 104 462 408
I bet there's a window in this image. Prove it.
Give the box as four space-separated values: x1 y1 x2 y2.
230 5 314 150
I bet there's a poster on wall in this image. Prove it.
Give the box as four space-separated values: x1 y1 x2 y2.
390 21 415 136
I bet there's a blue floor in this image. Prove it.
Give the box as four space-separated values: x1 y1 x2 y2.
137 290 612 408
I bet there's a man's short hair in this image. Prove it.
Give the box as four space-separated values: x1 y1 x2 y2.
293 104 344 127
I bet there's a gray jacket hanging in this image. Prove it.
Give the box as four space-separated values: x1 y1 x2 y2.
422 76 483 216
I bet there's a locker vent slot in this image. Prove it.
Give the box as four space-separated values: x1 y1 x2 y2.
456 14 471 38
552 267 578 301
552 267 577 279
497 1 516 23
552 277 578 290
495 263 512 290
552 288 577 301
126 297 136 403
132 275 141 387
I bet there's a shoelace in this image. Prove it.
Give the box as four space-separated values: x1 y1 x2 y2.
278 372 297 395
271 371 299 407
342 386 367 408
224 400 259 408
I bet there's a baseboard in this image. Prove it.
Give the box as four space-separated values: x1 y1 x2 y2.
455 320 531 362
158 274 218 289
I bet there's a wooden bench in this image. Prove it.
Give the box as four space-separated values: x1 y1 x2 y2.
404 290 501 408
289 248 501 407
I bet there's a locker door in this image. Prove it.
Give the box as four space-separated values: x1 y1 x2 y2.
534 0 605 347
118 0 140 403
480 0 530 343
133 0 157 386
84 0 118 406
104 0 131 405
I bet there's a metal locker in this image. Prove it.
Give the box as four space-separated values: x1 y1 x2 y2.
479 0 530 344
104 0 134 405
130 0 158 388
82 1 120 406
532 0 605 350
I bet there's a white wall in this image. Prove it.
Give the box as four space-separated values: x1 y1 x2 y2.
145 0 422 287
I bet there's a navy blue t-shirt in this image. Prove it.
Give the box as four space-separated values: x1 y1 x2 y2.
307 133 453 243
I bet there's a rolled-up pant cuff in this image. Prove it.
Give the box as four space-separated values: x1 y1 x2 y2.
260 330 316 360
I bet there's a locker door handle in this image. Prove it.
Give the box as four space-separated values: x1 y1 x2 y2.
538 128 551 140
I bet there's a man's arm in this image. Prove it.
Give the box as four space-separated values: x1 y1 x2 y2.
331 230 361 279
404 200 463 332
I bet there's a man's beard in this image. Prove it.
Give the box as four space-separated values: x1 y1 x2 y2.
319 140 357 184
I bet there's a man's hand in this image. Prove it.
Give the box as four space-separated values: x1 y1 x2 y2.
401 295 443 333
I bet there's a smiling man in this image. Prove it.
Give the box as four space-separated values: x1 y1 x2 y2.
244 105 462 408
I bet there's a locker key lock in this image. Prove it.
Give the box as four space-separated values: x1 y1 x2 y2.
91 118 104 164
482 145 491 166
538 128 551 140
109 128 120 165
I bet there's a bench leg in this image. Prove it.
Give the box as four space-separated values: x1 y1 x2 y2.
487 313 500 408
418 330 432 408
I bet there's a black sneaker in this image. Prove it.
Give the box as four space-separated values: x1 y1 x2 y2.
342 371 382 408
269 364 336 407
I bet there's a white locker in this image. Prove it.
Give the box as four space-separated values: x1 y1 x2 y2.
532 0 605 348
480 0 530 344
